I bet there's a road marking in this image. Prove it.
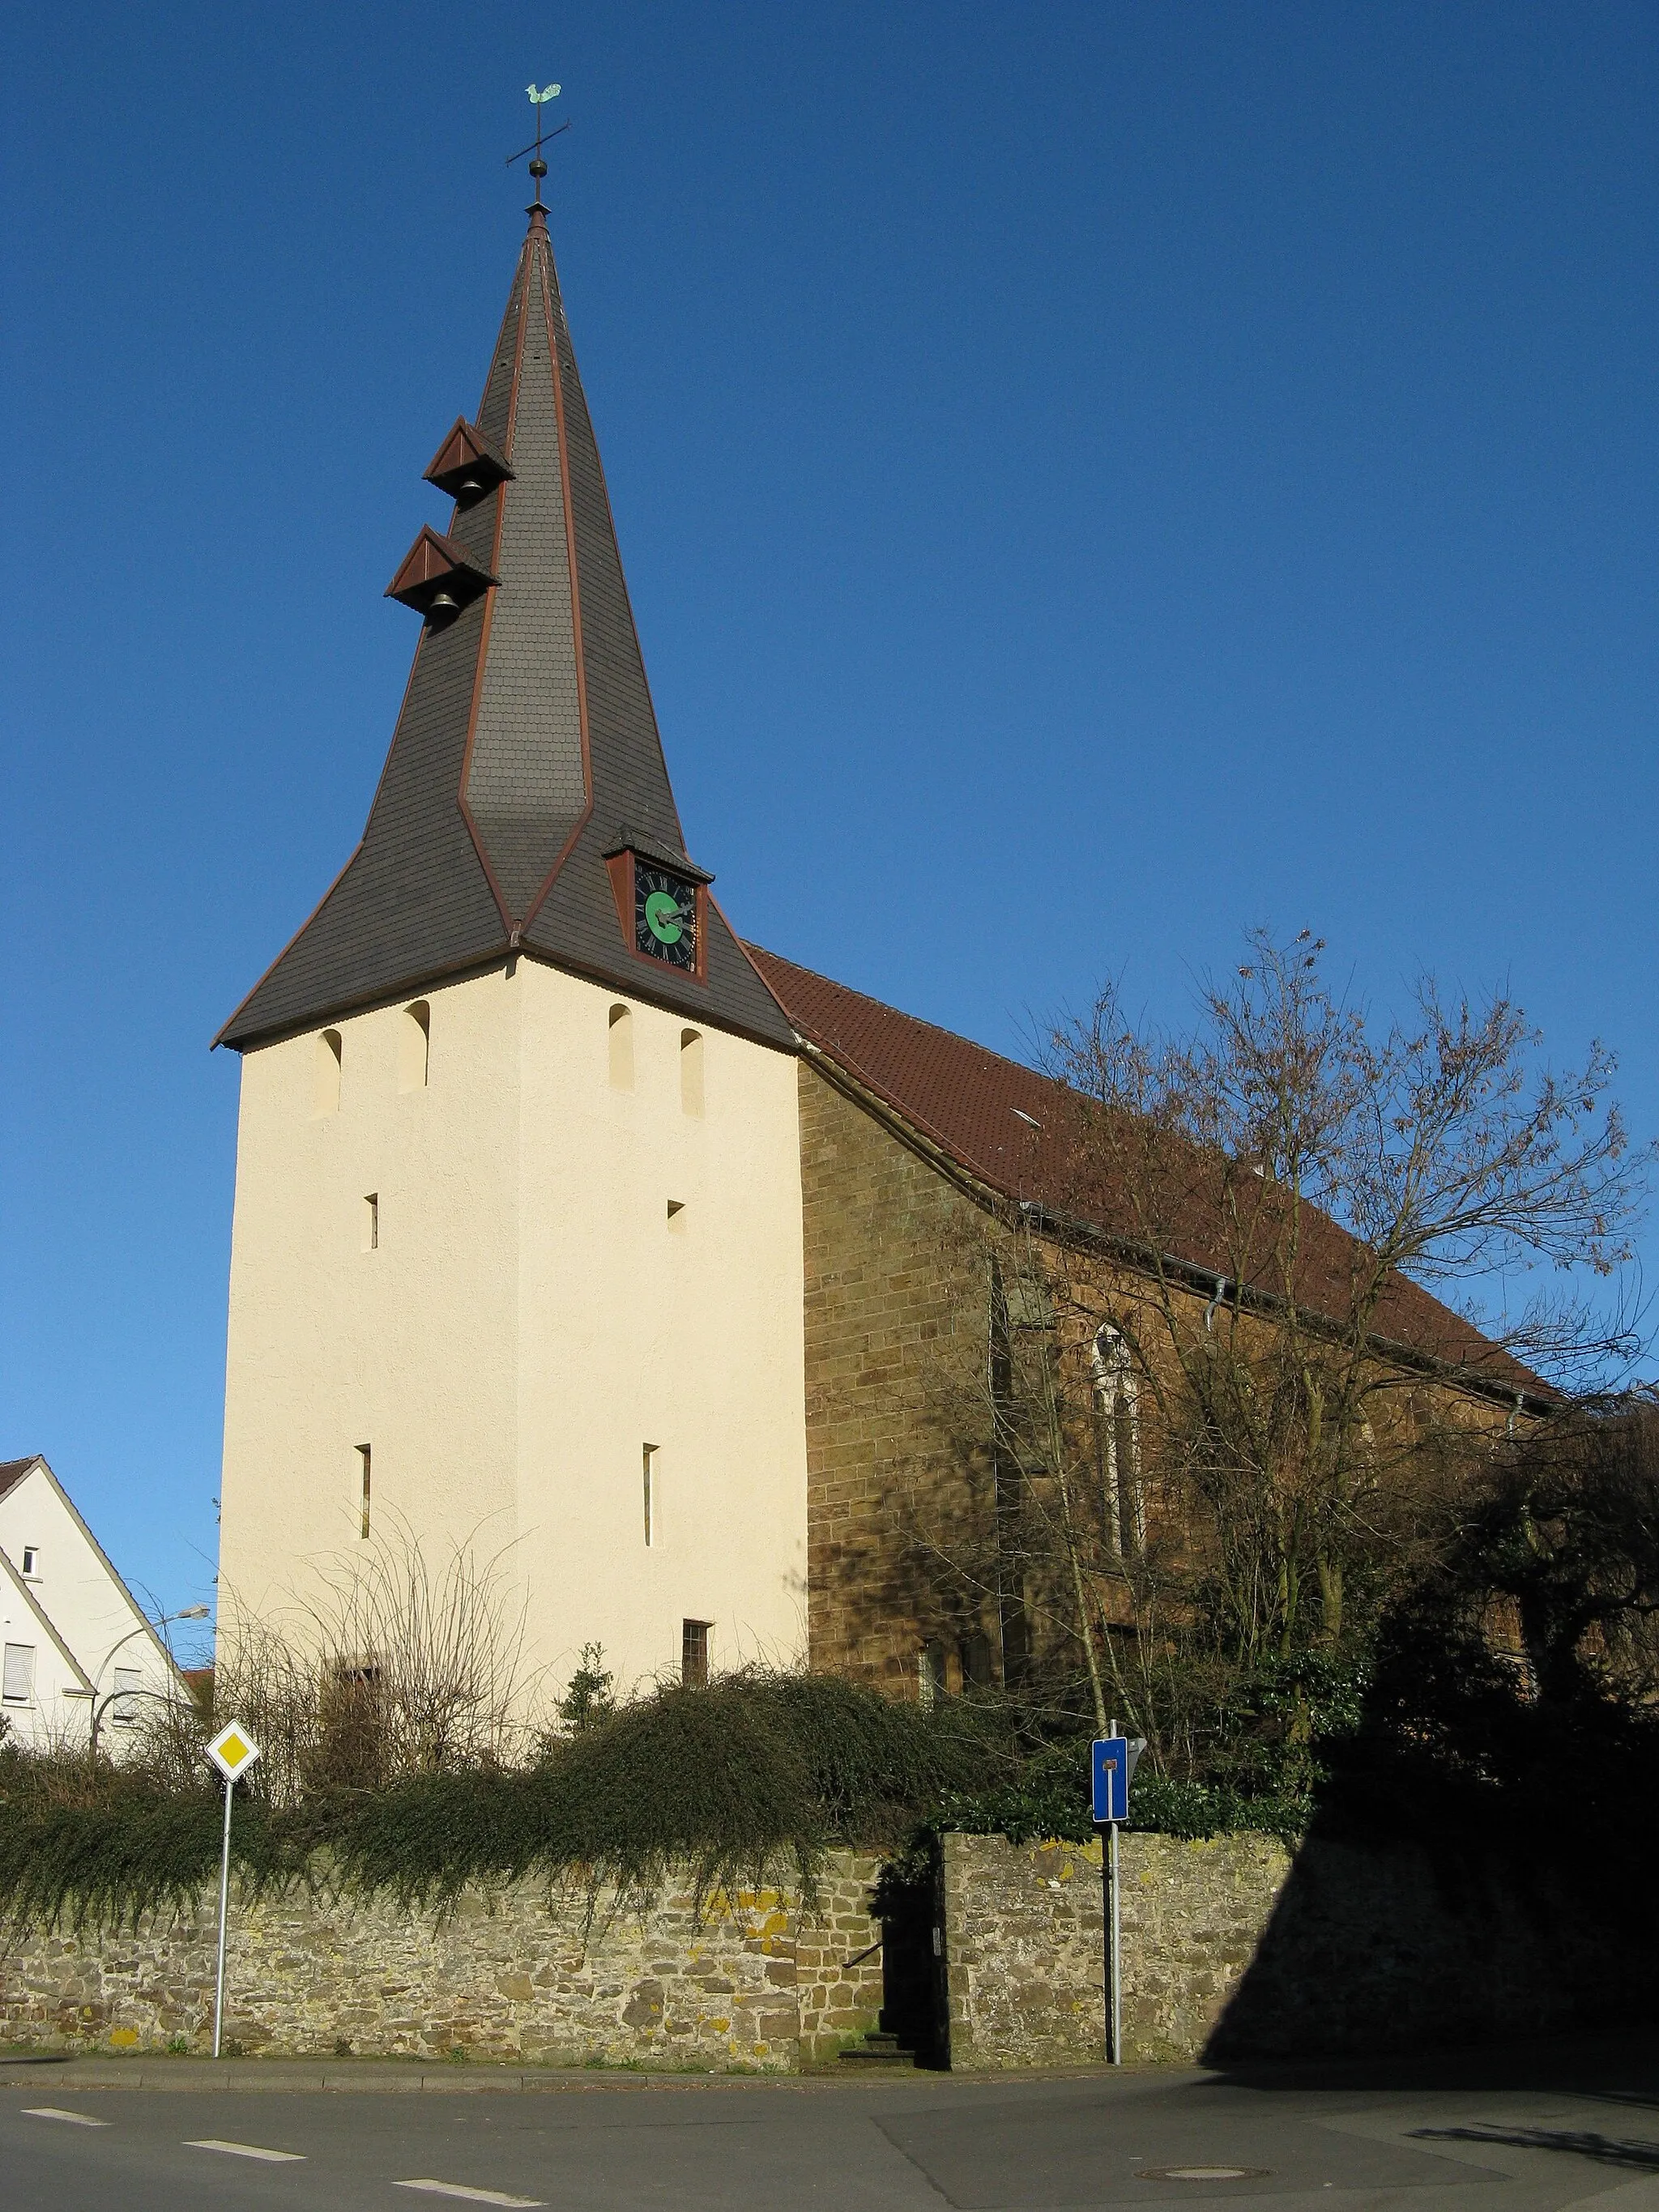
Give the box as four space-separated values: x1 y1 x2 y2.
395 2183 546 2207
23 2108 110 2128
186 2138 305 2163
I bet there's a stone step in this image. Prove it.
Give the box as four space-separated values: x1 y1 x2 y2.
838 2032 917 2068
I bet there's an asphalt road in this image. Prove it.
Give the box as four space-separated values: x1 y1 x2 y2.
2 2041 1657 2212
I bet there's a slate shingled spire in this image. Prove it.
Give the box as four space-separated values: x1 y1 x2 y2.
217 205 792 1051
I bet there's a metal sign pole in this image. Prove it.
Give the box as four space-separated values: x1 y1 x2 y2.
1108 1818 1122 2067
1092 1725 1141 2070
213 1772 233 2059
1090 1725 1145 2071
1099 1821 1111 2061
204 1719 260 2060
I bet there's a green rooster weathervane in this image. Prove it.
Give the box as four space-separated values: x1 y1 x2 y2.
508 82 567 206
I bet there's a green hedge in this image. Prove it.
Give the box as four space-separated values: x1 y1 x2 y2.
927 1741 1307 1846
0 1679 1318 1936
0 1673 1003 1932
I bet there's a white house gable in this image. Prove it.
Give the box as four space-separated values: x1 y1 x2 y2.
0 1457 180 1753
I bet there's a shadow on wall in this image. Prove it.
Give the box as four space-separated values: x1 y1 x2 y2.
1205 1575 1659 2065
1202 1826 1659 2065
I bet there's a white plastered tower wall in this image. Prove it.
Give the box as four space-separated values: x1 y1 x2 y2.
216 958 808 1701
218 967 523 1630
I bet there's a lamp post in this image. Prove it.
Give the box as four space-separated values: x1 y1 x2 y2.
86 1604 211 1758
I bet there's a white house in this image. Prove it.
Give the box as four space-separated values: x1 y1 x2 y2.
0 1455 186 1754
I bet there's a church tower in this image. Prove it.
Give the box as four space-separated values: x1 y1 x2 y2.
215 195 808 1692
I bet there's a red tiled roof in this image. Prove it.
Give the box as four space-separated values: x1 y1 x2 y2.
747 948 1060 1194
747 945 1543 1403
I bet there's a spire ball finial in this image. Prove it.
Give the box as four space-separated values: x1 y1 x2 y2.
506 79 568 210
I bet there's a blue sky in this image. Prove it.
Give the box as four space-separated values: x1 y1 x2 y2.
4 2 1656 1652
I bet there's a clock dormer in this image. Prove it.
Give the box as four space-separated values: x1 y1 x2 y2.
603 831 714 985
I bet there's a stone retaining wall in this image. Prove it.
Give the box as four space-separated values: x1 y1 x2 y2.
9 1831 1648 2071
0 1853 885 2070
940 1830 1655 2067
942 1831 1289 2067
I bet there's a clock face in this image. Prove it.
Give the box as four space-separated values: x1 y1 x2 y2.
634 864 698 970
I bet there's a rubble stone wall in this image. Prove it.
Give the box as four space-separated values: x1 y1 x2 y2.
940 1830 1653 2067
0 1852 886 2070
11 1829 1641 2073
941 1831 1291 2067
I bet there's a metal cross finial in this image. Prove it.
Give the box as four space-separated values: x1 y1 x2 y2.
508 82 568 205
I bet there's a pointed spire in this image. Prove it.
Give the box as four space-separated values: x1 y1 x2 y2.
217 204 790 1053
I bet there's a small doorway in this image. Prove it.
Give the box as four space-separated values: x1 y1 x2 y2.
874 1851 949 2067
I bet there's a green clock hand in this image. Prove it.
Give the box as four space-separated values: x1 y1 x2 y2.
644 889 687 944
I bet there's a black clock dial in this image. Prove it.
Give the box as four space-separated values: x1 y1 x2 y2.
634 865 698 970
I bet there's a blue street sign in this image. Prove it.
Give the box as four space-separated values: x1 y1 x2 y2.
1091 1735 1142 1823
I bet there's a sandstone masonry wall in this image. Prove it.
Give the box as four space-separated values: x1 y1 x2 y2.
797 1061 992 1686
0 1852 885 2069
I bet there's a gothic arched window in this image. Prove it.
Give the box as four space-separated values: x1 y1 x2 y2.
1091 1323 1144 1553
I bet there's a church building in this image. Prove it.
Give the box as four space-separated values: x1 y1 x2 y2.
215 194 1539 1704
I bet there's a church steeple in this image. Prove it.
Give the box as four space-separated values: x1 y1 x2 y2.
217 202 791 1051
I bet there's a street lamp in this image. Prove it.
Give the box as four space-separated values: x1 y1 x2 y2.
85 1604 212 1758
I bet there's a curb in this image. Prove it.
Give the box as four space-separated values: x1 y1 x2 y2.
0 2053 1133 2095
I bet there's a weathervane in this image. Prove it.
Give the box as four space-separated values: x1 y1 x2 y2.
508 83 568 206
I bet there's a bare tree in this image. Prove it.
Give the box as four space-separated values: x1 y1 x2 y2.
205 1522 535 1805
900 931 1652 1776
1053 931 1645 1639
1446 1388 1659 1705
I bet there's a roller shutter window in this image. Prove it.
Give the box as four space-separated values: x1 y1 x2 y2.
2 1643 36 1704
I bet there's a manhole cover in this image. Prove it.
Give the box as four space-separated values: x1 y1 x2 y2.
1137 2168 1269 2183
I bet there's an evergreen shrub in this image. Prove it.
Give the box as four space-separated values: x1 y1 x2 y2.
927 1738 1307 1846
0 1670 1003 1933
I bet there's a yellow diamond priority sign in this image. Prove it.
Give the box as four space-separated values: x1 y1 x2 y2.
206 1720 262 1783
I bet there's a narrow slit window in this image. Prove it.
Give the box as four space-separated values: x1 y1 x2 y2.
356 1443 372 1541
642 1443 657 1548
608 1003 633 1089
19 1547 37 1579
363 1193 379 1251
314 1029 343 1117
681 1619 710 1690
399 1001 431 1092
112 1666 141 1728
680 1028 704 1116
2 1643 35 1705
